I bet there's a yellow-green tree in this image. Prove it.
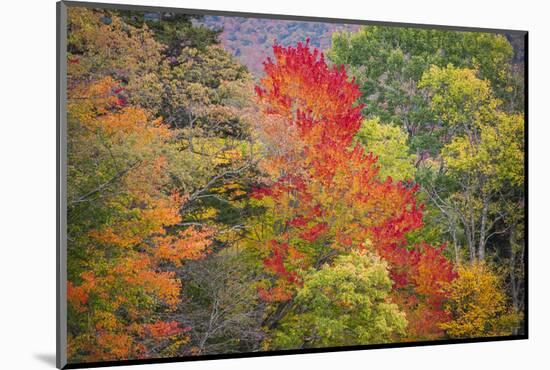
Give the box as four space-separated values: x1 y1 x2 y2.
419 65 524 262
270 251 407 349
354 117 416 182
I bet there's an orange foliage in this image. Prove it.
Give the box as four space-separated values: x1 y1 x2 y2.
143 321 191 338
152 227 213 267
66 76 211 360
93 332 134 360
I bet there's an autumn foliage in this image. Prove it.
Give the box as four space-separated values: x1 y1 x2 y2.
64 7 524 364
67 77 213 360
66 19 213 359
253 40 456 338
440 262 521 338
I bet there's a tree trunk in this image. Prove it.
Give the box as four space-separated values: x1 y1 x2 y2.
451 223 460 265
477 194 490 261
508 223 525 313
465 223 476 263
262 299 294 330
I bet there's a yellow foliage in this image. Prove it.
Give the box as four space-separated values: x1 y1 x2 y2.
442 112 524 190
420 65 500 128
355 118 417 182
440 262 521 338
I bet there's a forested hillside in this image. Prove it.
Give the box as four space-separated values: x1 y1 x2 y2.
65 7 525 364
201 17 524 79
200 16 360 75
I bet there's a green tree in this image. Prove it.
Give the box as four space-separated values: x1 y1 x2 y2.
158 44 250 134
115 10 221 56
420 65 524 262
354 117 416 182
270 251 407 349
328 27 519 155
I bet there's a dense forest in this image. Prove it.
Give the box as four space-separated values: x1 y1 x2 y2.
65 7 525 363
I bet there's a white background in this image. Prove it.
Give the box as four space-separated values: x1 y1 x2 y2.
1 0 547 369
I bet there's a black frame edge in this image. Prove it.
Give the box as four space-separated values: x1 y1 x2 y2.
523 32 530 338
63 335 528 369
60 0 527 35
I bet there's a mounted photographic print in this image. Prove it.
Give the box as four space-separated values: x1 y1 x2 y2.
56 1 528 368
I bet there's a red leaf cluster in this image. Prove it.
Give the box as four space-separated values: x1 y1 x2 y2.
254 39 456 339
